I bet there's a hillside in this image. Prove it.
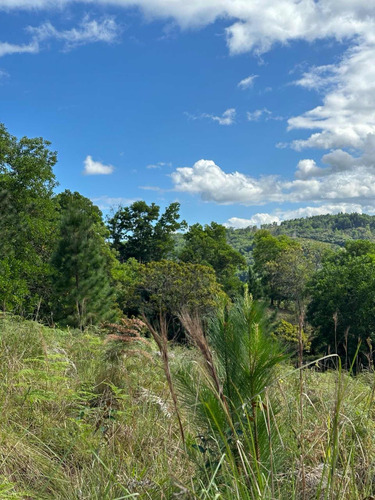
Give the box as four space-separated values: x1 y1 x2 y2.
226 213 375 263
2 313 375 499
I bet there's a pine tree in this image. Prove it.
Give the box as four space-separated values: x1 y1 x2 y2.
52 194 116 329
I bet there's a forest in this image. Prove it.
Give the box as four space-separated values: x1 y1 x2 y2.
2 125 375 499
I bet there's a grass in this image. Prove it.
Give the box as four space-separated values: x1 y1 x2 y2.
1 313 375 499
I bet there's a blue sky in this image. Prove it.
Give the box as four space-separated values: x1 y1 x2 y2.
1 1 375 228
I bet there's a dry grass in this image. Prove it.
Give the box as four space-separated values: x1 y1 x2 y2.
1 314 375 499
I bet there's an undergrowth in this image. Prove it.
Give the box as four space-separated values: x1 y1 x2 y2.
1 312 375 499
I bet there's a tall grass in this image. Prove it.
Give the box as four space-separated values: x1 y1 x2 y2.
1 312 375 498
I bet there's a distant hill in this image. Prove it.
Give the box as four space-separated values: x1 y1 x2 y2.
226 213 375 263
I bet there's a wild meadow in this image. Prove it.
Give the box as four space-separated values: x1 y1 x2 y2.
1 301 375 499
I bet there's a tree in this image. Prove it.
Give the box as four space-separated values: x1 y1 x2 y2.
52 192 116 329
0 124 58 315
247 264 263 299
111 257 145 316
140 260 223 317
179 222 246 296
307 241 375 363
253 230 311 307
107 201 186 263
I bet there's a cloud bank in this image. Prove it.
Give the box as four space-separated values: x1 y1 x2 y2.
171 150 375 207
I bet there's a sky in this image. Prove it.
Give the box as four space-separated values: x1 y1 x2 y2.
1 1 375 228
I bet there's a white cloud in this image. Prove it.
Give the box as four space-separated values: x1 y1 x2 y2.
186 108 236 126
225 214 281 229
247 109 269 121
2 1 375 56
171 156 375 208
238 74 258 89
210 108 236 126
225 203 373 229
171 159 283 204
0 41 39 57
139 185 162 191
288 41 375 151
83 155 114 175
189 108 236 126
246 108 283 122
0 16 119 59
28 15 120 50
295 159 325 179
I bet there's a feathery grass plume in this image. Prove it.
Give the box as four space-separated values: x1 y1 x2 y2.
177 290 287 497
103 317 153 363
142 312 185 445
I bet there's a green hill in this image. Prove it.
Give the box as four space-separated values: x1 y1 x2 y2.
226 213 375 263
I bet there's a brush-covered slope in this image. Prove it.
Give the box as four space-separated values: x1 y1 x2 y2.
226 213 375 263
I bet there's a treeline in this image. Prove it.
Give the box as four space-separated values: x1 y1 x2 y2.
228 213 375 261
2 124 375 367
0 125 246 332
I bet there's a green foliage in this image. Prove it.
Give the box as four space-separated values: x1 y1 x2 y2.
140 259 223 316
308 240 375 362
247 264 263 299
264 212 375 246
0 124 58 316
2 314 375 498
0 316 193 499
253 230 313 307
179 222 246 296
273 319 311 352
111 257 145 315
52 192 117 329
177 294 286 495
108 200 186 263
225 213 375 265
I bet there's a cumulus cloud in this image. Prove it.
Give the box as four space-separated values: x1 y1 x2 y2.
83 155 114 175
171 156 375 207
3 2 375 55
288 41 375 151
171 159 284 204
225 214 281 229
225 203 374 229
238 74 258 89
295 159 325 179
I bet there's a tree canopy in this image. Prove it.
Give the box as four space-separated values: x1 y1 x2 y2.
52 191 116 329
308 240 375 362
0 124 58 314
108 200 186 263
179 222 246 296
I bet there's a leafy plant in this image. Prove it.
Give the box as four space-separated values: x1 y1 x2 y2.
177 290 287 497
